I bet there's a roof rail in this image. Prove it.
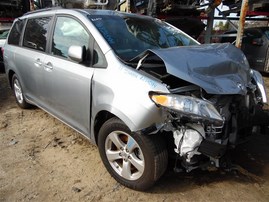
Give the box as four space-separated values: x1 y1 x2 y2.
23 7 63 16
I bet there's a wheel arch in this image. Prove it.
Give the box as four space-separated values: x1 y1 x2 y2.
93 110 115 146
7 70 15 89
93 107 140 145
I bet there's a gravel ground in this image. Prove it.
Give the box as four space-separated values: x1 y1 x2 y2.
1 72 269 202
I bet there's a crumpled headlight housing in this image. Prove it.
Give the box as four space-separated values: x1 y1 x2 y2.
251 69 268 104
150 92 224 126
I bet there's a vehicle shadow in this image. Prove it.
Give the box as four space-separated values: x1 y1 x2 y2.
0 73 37 111
0 67 5 74
261 72 269 77
0 72 14 109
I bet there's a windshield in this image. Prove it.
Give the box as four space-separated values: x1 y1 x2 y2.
88 15 198 61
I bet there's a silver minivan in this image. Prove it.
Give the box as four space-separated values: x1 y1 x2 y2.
3 8 268 190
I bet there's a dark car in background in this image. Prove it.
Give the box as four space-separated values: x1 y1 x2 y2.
221 27 269 73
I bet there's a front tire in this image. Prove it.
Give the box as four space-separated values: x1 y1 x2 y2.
98 117 168 190
12 74 31 109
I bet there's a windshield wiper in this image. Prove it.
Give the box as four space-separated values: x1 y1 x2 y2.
136 53 149 70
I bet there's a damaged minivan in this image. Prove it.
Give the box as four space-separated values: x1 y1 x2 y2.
4 8 268 190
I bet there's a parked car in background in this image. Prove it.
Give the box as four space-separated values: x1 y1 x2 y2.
221 27 269 73
0 26 10 72
3 8 268 190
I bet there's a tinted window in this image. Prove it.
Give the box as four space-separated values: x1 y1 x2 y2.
241 29 262 44
8 19 26 45
93 41 107 68
52 17 90 59
23 17 52 51
245 29 263 38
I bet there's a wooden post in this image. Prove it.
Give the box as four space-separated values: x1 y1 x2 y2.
235 0 249 48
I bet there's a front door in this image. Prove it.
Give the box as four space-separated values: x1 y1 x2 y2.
42 16 94 136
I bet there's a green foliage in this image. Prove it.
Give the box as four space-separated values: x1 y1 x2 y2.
214 20 230 31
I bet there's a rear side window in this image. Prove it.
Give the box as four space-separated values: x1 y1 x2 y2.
23 17 52 52
8 19 26 45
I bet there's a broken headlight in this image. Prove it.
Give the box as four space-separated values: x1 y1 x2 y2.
150 93 224 125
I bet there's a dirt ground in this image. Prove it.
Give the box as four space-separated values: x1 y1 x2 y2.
0 72 269 202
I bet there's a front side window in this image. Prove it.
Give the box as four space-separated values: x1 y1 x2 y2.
23 17 52 51
8 19 26 45
52 16 90 59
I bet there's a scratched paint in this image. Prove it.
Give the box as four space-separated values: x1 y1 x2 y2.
119 66 158 88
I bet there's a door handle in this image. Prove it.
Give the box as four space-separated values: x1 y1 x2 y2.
44 62 53 71
34 58 42 67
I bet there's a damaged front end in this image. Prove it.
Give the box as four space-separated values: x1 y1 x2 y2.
137 43 268 172
149 93 226 171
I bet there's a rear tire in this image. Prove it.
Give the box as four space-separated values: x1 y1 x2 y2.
12 74 32 109
98 117 168 190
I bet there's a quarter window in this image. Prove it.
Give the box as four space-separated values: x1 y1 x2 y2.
52 17 90 59
8 19 26 45
23 17 52 51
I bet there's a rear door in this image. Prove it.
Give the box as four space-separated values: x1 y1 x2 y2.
42 16 94 136
19 16 53 103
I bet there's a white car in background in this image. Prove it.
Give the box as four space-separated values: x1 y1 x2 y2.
0 26 10 72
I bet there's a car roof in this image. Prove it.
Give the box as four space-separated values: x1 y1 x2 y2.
22 7 154 21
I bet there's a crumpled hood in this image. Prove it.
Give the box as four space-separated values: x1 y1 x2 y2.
140 43 252 95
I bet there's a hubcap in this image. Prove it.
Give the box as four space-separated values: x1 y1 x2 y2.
14 79 24 104
105 131 145 180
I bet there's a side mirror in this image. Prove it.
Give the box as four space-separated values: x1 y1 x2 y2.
68 45 86 63
252 38 263 46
